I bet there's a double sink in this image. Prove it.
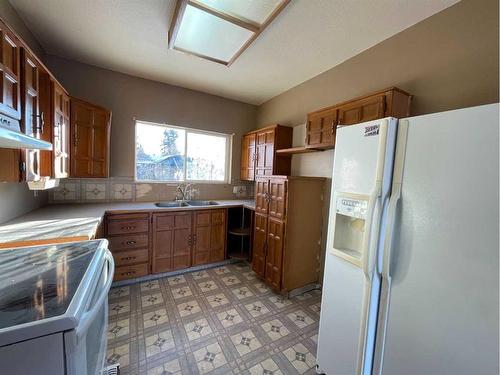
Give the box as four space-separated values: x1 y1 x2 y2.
155 200 219 208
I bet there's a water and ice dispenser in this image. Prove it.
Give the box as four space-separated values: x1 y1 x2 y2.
332 194 369 263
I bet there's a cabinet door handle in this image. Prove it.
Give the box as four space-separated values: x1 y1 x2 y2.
122 271 136 276
121 226 136 230
125 240 136 245
121 256 137 261
32 112 44 134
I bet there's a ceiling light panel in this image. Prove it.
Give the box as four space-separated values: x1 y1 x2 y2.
195 0 283 25
174 4 254 63
168 0 290 66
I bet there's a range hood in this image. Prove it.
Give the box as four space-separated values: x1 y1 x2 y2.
0 113 52 150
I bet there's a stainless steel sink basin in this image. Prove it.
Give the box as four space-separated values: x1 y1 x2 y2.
155 201 189 208
186 200 219 206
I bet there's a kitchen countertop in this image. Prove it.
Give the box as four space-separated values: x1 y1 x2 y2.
0 199 255 248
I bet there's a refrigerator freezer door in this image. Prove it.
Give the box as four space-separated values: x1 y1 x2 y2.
317 118 397 375
318 251 366 374
374 104 499 375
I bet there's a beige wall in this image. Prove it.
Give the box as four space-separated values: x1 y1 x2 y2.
45 55 257 182
257 0 499 129
0 1 47 224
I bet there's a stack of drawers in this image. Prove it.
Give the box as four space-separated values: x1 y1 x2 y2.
106 213 150 281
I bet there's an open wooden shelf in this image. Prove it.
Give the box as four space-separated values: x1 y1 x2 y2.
228 227 252 236
275 146 324 155
227 251 250 260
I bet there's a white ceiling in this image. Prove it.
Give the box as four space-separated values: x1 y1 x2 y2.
9 0 459 105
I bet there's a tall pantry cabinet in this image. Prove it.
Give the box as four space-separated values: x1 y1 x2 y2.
252 176 325 294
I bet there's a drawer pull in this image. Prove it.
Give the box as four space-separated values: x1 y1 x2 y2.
121 256 137 261
121 226 136 230
125 240 137 245
121 271 136 276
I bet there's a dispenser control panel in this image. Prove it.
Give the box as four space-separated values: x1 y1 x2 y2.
336 197 368 220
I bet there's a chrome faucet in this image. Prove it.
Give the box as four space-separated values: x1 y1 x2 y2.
175 183 193 201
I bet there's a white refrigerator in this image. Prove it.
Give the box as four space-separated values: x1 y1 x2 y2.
316 103 499 375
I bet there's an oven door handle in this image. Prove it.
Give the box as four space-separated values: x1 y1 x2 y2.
76 251 115 340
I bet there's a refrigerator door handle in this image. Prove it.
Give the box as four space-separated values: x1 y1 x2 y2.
381 185 401 279
362 187 381 279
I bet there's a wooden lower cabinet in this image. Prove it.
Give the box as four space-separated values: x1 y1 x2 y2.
114 263 149 282
152 211 192 273
252 176 325 294
265 217 284 290
252 212 267 278
210 209 226 262
105 213 150 281
152 209 227 274
105 208 228 280
192 209 227 266
192 211 211 266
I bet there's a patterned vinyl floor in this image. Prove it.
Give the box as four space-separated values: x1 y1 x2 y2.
106 262 322 375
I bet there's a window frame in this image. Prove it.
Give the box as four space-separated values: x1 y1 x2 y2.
134 120 233 184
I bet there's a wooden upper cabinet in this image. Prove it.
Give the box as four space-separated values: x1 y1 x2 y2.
52 82 70 178
0 20 21 120
0 21 24 183
255 127 275 177
337 93 386 126
306 108 337 149
20 48 42 182
240 133 256 181
0 17 72 184
305 87 411 149
39 73 70 179
240 124 292 181
70 97 111 178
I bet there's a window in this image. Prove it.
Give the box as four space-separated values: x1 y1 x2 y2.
135 121 231 183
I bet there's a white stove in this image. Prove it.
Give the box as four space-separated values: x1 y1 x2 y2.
0 239 114 375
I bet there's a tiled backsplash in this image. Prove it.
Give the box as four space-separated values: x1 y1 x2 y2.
49 178 254 203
